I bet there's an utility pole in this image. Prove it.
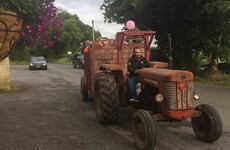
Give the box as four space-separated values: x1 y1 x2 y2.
92 20 95 41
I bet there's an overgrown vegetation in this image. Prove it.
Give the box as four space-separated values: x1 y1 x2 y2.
9 10 101 62
195 74 230 87
48 55 72 65
101 0 230 76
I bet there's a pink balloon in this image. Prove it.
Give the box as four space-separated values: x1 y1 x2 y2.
126 20 135 30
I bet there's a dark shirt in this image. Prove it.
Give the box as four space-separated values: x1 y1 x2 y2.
127 55 151 76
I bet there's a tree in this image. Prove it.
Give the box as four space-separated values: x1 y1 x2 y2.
61 18 82 53
198 0 230 73
58 10 101 54
101 0 230 74
10 10 103 60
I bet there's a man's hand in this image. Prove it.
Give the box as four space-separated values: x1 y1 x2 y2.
135 69 140 74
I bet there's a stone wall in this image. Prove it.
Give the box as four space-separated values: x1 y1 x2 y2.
0 57 11 90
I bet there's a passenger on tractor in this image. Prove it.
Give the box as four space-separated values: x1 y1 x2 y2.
127 47 151 102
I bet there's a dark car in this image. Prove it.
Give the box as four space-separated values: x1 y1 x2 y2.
29 56 47 70
72 54 84 69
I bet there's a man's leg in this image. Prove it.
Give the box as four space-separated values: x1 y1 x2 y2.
129 76 138 99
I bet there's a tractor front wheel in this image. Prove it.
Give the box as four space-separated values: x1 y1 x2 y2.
94 72 119 125
132 109 156 150
191 104 222 143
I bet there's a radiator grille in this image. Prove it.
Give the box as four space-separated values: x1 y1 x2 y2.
163 81 193 110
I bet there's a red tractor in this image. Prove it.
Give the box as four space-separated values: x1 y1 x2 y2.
80 31 222 150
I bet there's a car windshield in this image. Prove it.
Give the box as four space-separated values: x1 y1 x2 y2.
31 57 45 61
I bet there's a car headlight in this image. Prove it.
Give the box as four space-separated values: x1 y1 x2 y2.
29 63 34 66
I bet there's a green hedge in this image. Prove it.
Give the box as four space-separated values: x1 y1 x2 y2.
218 63 230 74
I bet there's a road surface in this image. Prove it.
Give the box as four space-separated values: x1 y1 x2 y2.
0 63 229 150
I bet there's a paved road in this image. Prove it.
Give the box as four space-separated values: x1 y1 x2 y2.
0 63 229 150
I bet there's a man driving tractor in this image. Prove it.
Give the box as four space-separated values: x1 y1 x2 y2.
127 47 151 102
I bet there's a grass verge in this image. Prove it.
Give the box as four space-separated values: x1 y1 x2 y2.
48 57 71 65
195 74 230 87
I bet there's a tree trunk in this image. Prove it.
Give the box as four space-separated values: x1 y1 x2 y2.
209 52 218 72
0 57 11 90
208 30 223 73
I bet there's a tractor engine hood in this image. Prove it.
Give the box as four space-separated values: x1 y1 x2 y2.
138 68 194 82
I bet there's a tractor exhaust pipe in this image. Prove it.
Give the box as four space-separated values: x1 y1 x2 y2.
168 33 173 69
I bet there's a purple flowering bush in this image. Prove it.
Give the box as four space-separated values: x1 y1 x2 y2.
1 0 63 48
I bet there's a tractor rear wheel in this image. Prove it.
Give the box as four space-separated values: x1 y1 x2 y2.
94 72 119 125
80 77 88 101
132 109 156 150
191 104 222 143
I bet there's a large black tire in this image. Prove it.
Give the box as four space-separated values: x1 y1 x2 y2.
132 109 156 150
80 77 88 101
191 104 222 143
94 72 119 125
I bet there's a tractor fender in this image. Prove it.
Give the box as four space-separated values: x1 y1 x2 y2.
98 63 126 84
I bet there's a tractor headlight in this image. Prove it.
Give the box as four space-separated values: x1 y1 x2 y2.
193 92 200 100
155 94 164 103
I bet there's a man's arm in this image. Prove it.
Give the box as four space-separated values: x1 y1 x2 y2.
143 57 151 68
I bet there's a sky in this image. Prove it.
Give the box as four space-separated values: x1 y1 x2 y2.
54 0 124 39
